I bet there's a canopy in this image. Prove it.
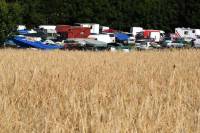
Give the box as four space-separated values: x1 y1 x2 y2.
115 33 129 41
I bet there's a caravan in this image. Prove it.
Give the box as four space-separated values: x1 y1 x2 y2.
88 34 115 44
175 28 200 42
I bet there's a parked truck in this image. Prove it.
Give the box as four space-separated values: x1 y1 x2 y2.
56 25 91 39
137 30 165 43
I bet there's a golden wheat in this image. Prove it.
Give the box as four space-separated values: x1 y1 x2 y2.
0 49 200 133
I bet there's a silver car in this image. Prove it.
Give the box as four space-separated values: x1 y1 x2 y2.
135 39 153 50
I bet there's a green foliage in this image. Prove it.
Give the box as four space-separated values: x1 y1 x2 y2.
0 0 9 44
0 1 22 44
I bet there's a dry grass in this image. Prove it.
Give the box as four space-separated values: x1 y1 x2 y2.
0 49 200 133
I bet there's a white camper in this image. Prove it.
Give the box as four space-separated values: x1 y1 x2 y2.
130 27 143 37
77 23 100 34
175 28 200 42
104 33 115 43
88 34 114 44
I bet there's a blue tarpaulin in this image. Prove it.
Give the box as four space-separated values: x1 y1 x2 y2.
18 30 29 35
115 33 129 41
13 37 63 50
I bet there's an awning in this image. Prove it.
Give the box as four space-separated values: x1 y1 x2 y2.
115 33 129 41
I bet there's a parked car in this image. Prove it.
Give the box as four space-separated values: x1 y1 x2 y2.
161 37 173 47
135 39 153 50
167 38 185 48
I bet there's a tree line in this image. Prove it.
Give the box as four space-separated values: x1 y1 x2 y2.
1 0 200 43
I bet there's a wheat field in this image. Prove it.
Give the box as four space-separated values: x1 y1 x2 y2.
0 49 200 133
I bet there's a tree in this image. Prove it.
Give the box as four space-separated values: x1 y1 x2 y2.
1 0 200 40
0 1 22 44
0 1 9 44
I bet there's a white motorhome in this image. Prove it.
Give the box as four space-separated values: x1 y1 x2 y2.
130 27 143 37
175 28 200 42
77 23 100 34
88 34 114 44
103 33 115 43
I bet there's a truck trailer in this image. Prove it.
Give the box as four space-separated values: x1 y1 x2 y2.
56 25 91 39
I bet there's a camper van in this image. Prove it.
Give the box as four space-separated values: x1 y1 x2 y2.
175 28 200 42
88 34 114 44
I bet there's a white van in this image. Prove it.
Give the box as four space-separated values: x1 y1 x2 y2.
88 34 114 44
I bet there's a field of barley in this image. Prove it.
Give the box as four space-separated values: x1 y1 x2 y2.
0 49 200 133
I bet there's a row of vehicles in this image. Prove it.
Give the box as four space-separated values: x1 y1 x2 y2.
133 27 200 50
4 25 200 51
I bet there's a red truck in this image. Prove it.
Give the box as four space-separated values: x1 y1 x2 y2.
142 30 165 42
56 25 90 39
